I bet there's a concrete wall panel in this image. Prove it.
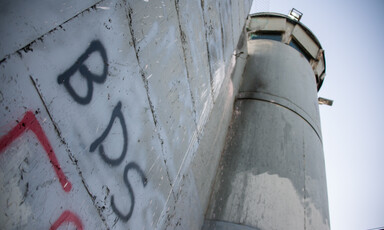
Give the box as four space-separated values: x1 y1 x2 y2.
0 0 252 229
202 0 225 100
238 0 246 27
2 1 172 229
162 29 249 230
0 0 100 60
244 0 253 21
0 54 104 229
128 0 198 187
176 0 213 138
192 31 248 215
220 0 235 66
231 0 241 49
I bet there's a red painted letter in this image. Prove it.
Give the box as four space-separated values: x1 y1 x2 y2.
0 111 72 192
50 210 83 230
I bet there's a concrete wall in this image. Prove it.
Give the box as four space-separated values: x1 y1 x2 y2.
0 0 252 229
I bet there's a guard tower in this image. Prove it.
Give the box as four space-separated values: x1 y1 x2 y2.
203 10 330 230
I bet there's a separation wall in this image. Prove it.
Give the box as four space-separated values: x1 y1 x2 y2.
0 0 252 229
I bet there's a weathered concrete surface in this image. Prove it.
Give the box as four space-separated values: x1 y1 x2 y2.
177 0 213 136
0 0 252 229
239 40 322 139
127 0 197 187
205 40 329 230
0 0 100 60
161 31 249 230
0 53 105 230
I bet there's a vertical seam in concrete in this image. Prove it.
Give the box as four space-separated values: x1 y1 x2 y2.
303 138 307 230
238 1 242 34
201 0 215 103
124 2 174 195
29 75 109 229
229 0 235 49
218 2 225 59
174 0 200 142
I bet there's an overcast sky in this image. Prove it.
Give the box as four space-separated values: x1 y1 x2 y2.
250 1 384 229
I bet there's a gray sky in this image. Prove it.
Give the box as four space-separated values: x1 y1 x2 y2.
250 0 384 229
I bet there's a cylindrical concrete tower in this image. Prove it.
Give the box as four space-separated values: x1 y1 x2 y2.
203 12 329 230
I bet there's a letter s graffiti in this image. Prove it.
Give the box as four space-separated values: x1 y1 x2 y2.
110 162 147 222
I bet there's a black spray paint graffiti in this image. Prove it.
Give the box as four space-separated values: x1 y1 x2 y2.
57 40 108 105
111 162 147 221
89 101 127 166
58 40 147 223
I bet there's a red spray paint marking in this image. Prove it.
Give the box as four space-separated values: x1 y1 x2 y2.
0 111 72 192
50 210 83 230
